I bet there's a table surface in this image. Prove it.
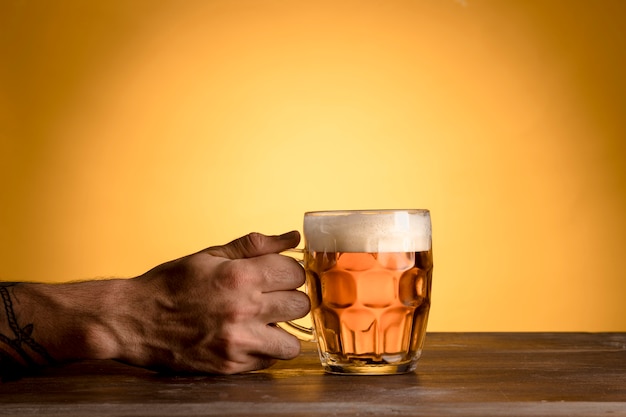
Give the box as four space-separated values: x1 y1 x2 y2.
0 333 625 417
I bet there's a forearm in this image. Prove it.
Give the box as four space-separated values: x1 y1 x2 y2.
0 279 132 380
0 231 307 379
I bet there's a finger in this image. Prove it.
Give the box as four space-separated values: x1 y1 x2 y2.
205 231 300 260
246 356 278 373
251 254 305 292
249 325 302 361
259 290 311 324
214 325 300 373
220 355 278 375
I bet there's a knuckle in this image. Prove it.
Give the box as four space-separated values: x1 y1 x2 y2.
215 327 247 356
210 328 261 375
242 232 266 254
219 297 260 323
214 360 242 375
217 260 254 290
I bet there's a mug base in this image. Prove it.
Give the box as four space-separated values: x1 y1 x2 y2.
319 351 421 375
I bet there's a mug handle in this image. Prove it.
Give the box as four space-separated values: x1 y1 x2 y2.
278 249 315 342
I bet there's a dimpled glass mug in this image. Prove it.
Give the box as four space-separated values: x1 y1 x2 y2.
282 209 433 375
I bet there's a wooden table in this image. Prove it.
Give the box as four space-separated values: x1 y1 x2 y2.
1 333 625 416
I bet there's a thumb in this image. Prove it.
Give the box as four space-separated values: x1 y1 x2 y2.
205 231 301 259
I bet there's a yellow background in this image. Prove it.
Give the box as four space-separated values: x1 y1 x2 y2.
1 0 624 331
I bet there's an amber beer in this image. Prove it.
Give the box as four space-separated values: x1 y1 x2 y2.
303 210 432 374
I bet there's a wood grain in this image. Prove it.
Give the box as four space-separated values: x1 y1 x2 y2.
1 333 624 416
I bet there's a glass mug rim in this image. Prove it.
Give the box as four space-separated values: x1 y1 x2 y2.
304 208 430 216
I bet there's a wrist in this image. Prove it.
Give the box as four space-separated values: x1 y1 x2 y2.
9 279 134 363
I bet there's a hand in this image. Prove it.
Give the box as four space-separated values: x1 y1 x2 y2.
115 231 309 374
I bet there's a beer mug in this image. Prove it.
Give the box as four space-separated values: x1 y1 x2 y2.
283 209 433 375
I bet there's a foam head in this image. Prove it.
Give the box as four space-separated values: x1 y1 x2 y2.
303 210 431 253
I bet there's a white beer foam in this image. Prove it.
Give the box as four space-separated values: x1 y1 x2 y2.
304 210 431 253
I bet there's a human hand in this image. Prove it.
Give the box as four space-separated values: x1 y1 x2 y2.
112 231 309 374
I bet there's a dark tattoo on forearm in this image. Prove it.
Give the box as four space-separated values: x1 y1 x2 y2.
0 284 56 381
